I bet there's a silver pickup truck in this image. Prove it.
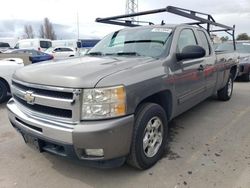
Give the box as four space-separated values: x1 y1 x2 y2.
7 6 238 169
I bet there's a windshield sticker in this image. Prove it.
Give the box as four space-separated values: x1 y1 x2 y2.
242 43 250 45
151 28 172 33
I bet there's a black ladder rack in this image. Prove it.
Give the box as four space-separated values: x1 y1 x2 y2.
96 6 236 49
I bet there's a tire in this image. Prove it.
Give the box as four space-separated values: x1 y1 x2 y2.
0 81 8 103
127 103 168 170
217 74 233 101
241 73 250 82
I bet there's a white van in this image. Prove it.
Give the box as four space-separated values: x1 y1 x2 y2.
14 38 52 51
52 39 78 49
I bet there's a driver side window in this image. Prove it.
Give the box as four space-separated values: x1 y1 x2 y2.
177 29 197 52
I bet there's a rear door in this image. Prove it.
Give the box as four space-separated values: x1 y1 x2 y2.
61 47 74 57
196 29 217 97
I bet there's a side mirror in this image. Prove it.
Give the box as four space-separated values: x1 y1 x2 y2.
52 50 55 53
176 45 205 61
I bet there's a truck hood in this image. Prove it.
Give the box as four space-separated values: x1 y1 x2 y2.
13 56 154 88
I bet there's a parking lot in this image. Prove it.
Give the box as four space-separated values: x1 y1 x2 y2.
0 82 249 188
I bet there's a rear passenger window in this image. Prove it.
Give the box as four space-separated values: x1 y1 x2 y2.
62 48 73 52
198 30 210 56
177 29 197 52
54 48 61 52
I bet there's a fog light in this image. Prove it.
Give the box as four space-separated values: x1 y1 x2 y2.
85 149 104 157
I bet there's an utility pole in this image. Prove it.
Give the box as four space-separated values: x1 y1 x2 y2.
77 12 79 40
125 0 138 22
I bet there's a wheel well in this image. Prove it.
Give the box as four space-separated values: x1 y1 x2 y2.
135 90 173 120
230 65 238 80
0 77 10 93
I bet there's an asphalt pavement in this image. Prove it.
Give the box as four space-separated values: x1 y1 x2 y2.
0 82 249 188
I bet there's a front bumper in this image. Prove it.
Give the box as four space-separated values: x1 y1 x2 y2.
7 98 134 164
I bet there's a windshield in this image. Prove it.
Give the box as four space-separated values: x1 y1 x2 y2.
45 47 54 53
88 27 173 58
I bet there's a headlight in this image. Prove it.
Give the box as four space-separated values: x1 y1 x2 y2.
81 85 126 120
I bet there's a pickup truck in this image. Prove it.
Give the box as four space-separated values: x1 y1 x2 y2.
0 58 24 103
7 6 238 169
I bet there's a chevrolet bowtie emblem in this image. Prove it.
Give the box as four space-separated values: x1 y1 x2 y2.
24 91 35 105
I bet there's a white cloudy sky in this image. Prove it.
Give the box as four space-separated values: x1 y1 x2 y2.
0 0 250 39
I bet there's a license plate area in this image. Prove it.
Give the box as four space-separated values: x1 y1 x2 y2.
22 133 43 152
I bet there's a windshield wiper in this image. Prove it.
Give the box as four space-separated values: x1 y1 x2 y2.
88 51 141 56
124 40 164 45
87 52 103 56
115 52 141 56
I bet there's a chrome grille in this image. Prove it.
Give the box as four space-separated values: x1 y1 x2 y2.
11 80 82 124
12 81 73 99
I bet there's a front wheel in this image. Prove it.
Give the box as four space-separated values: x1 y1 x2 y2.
217 74 233 101
127 103 168 170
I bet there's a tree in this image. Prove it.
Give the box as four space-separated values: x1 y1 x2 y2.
236 33 250 40
24 25 34 39
39 25 45 39
220 36 229 42
39 18 57 40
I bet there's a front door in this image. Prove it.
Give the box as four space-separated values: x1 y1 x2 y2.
173 28 206 114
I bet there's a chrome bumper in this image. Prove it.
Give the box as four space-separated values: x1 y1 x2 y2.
7 98 134 160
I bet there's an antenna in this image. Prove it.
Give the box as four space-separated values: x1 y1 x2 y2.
125 0 138 22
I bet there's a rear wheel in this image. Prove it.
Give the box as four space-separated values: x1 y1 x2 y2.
127 103 168 170
217 74 233 101
241 73 250 82
0 81 8 103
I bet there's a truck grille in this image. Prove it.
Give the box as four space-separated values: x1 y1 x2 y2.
14 96 72 118
12 81 73 99
11 80 81 124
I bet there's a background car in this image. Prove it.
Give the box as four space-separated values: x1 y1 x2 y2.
0 58 24 103
215 41 250 81
0 42 11 53
234 41 250 81
4 49 53 63
45 46 76 59
14 38 52 52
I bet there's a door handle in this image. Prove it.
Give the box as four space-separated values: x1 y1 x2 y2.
197 64 204 71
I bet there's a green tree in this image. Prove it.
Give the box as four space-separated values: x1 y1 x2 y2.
236 33 250 40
